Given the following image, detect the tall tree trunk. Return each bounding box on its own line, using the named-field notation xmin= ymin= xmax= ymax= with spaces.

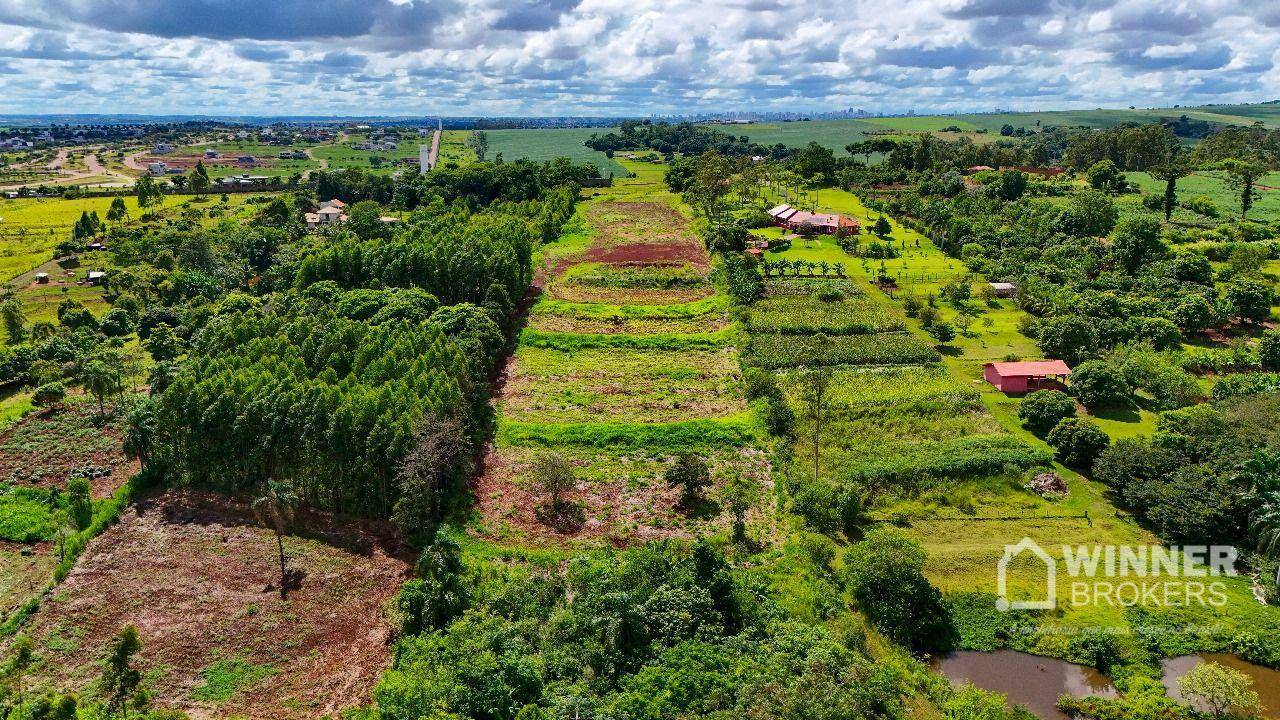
xmin=276 ymin=531 xmax=286 ymax=589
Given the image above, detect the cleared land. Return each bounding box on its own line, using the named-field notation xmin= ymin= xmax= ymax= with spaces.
xmin=20 ymin=490 xmax=410 ymax=720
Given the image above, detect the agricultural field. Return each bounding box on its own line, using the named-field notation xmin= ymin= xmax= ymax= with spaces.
xmin=722 ymin=119 xmax=886 ymax=155
xmin=741 ymin=189 xmax=1280 ymax=662
xmin=484 ymin=127 xmax=628 ymax=175
xmin=474 ymin=160 xmax=770 ymax=547
xmin=1125 ymin=170 xmax=1280 ymax=226
xmin=0 ymin=397 xmax=139 ymax=627
xmin=18 ymin=490 xmax=411 ymax=720
xmin=0 ymin=194 xmax=190 ymax=281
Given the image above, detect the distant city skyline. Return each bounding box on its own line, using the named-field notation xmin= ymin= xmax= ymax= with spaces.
xmin=0 ymin=0 xmax=1276 ymax=116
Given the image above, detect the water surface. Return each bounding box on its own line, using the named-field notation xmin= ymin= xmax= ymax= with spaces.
xmin=1161 ymin=654 xmax=1280 ymax=719
xmin=932 ymin=649 xmax=1117 ymax=720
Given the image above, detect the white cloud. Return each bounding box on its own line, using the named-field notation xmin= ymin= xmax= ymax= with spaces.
xmin=0 ymin=0 xmax=1272 ymax=115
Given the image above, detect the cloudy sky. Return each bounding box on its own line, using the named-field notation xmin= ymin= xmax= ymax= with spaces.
xmin=0 ymin=0 xmax=1276 ymax=117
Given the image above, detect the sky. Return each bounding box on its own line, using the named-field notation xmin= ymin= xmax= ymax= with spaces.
xmin=0 ymin=0 xmax=1276 ymax=117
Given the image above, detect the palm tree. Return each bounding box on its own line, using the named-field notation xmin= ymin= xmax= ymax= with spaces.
xmin=1236 ymin=451 xmax=1280 ymax=583
xmin=252 ymin=479 xmax=299 ymax=593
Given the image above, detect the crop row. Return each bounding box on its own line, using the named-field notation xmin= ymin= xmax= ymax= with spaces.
xmin=784 ymin=366 xmax=980 ymax=409
xmin=496 ymin=414 xmax=758 ymax=449
xmin=519 ymin=327 xmax=733 ymax=352
xmin=763 ymin=277 xmax=862 ymax=297
xmin=834 ymin=435 xmax=1051 ymax=487
xmin=747 ymin=296 xmax=904 ymax=335
xmin=532 ymin=295 xmax=728 ymax=320
xmin=560 ymin=261 xmax=706 ymax=289
xmin=747 ymin=331 xmax=939 ymax=369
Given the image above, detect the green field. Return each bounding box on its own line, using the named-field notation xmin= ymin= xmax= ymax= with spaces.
xmin=484 ymin=127 xmax=628 ymax=175
xmin=1126 ymin=170 xmax=1280 ymax=225
xmin=705 ymin=102 xmax=1280 ymax=156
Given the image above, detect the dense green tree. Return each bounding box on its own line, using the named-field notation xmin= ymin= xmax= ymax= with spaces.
xmin=107 ymin=196 xmax=130 ymax=222
xmin=1046 ymin=417 xmax=1110 ymax=470
xmin=189 ymin=161 xmax=210 ymax=195
xmin=134 ymin=175 xmax=164 ymax=210
xmin=844 ymin=528 xmax=948 ymax=651
xmin=1224 ymin=277 xmax=1273 ymax=322
xmin=1086 ymin=159 xmax=1127 ymax=193
xmin=1178 ymin=661 xmax=1261 ymax=718
xmin=1070 ymin=360 xmax=1131 ymax=410
xmin=1018 ymin=389 xmax=1078 ymax=434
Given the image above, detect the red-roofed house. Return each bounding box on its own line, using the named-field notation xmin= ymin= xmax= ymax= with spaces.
xmin=983 ymin=360 xmax=1072 ymax=393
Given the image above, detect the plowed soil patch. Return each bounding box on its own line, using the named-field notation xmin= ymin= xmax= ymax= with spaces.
xmin=19 ymin=490 xmax=411 ymax=720
xmin=583 ymin=242 xmax=707 ymax=267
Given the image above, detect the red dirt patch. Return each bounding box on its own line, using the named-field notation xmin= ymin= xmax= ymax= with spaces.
xmin=19 ymin=490 xmax=411 ymax=720
xmin=539 ymin=202 xmax=708 ymax=285
xmin=470 ymin=447 xmax=774 ymax=548
xmin=583 ymin=242 xmax=708 ymax=267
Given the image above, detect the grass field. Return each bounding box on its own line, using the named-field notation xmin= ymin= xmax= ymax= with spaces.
xmin=484 ymin=127 xmax=628 ymax=175
xmin=1126 ymin=170 xmax=1280 ymax=225
xmin=0 ymin=194 xmax=193 ymax=281
xmin=436 ymin=130 xmax=476 ymax=167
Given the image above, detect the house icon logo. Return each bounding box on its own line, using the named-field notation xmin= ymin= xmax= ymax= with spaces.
xmin=996 ymin=537 xmax=1056 ymax=612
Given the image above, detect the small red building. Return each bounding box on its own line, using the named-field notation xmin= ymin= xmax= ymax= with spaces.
xmin=983 ymin=360 xmax=1071 ymax=393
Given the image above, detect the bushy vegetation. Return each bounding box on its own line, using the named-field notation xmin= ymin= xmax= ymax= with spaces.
xmin=376 ymin=541 xmax=920 ymax=720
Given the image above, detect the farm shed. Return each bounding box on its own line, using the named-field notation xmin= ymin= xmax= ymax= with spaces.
xmin=86 ymin=271 xmax=106 ymax=286
xmin=34 ymin=272 xmax=49 ymax=284
xmin=988 ymin=281 xmax=1017 ymax=298
xmin=983 ymin=360 xmax=1071 ymax=393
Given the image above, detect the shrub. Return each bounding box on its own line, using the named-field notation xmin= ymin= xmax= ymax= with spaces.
xmin=32 ymin=382 xmax=66 ymax=408
xmin=1018 ymin=390 xmax=1077 ymax=434
xmin=1046 ymin=418 xmax=1110 ymax=470
xmin=1259 ymin=329 xmax=1280 ymax=371
xmin=1070 ymin=360 xmax=1130 ymax=410
xmin=844 ymin=528 xmax=949 ymax=651
xmin=1185 ymin=194 xmax=1219 ymax=218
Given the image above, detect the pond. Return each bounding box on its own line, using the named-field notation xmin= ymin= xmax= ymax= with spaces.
xmin=931 ymin=649 xmax=1117 ymax=720
xmin=1161 ymin=654 xmax=1280 ymax=719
